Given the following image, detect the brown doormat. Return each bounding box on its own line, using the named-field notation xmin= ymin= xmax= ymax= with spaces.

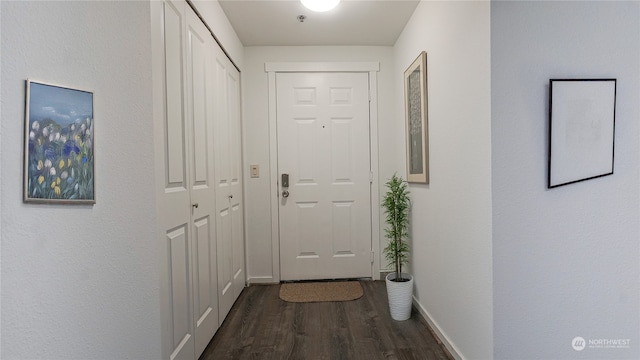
xmin=279 ymin=281 xmax=364 ymax=303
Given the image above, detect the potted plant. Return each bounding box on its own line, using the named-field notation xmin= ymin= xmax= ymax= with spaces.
xmin=382 ymin=174 xmax=413 ymax=321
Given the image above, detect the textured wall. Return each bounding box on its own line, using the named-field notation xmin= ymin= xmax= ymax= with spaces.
xmin=491 ymin=1 xmax=640 ymax=359
xmin=393 ymin=2 xmax=493 ymax=358
xmin=1 ymin=1 xmax=161 ymax=359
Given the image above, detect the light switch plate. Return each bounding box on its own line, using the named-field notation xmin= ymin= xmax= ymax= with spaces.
xmin=250 ymin=164 xmax=259 ymax=178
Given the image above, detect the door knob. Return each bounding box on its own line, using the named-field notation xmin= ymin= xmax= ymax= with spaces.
xmin=192 ymin=203 xmax=199 ymax=209
xmin=282 ymin=190 xmax=289 ymax=198
xmin=228 ymin=195 xmax=233 ymax=199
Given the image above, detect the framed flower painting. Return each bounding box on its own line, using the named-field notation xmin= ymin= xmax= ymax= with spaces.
xmin=24 ymin=80 xmax=95 ymax=204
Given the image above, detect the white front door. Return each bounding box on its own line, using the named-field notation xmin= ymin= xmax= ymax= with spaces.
xmin=276 ymin=72 xmax=372 ymax=281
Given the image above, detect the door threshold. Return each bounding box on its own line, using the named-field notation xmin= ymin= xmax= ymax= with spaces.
xmin=280 ymin=277 xmax=373 ymax=284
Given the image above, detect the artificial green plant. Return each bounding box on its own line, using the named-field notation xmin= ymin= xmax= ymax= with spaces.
xmin=382 ymin=174 xmax=411 ymax=282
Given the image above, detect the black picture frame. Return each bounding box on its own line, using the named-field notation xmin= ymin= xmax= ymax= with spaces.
xmin=548 ymin=78 xmax=616 ymax=189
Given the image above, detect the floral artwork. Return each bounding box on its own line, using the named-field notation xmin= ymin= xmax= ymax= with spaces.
xmin=24 ymin=80 xmax=95 ymax=204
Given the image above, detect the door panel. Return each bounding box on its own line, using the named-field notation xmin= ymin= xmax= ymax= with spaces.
xmin=277 ymin=72 xmax=372 ymax=281
xmin=185 ymin=6 xmax=218 ymax=358
xmin=164 ymin=1 xmax=187 ymax=188
xmin=332 ymin=201 xmax=355 ymax=255
xmin=227 ymin=69 xmax=245 ymax=300
xmin=214 ymin=43 xmax=244 ymax=323
xmin=231 ymin=202 xmax=244 ymax=299
xmin=214 ymin=52 xmax=234 ymax=322
xmin=167 ymin=225 xmax=193 ymax=360
xmin=159 ymin=1 xmax=195 ymax=360
xmin=193 ymin=216 xmax=213 ymax=324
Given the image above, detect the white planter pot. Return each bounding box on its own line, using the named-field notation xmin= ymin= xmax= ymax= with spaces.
xmin=385 ymin=272 xmax=414 ymax=321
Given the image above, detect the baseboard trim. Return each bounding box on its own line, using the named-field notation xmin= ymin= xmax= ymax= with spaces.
xmin=413 ymin=296 xmax=464 ymax=360
xmin=247 ymin=276 xmax=278 ymax=285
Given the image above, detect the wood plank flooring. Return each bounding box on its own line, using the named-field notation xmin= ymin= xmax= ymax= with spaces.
xmin=200 ymin=281 xmax=452 ymax=360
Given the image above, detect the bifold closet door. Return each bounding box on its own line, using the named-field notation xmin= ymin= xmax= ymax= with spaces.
xmin=185 ymin=6 xmax=219 ymax=358
xmin=157 ymin=1 xmax=196 ymax=359
xmin=213 ymin=43 xmax=245 ymax=324
xmin=156 ymin=1 xmax=220 ymax=359
xmin=154 ymin=1 xmax=196 ymax=360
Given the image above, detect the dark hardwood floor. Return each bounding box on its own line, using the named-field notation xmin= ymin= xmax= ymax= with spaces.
xmin=200 ymin=281 xmax=452 ymax=360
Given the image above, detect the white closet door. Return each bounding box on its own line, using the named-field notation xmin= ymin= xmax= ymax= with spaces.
xmin=214 ymin=43 xmax=244 ymax=323
xmin=185 ymin=7 xmax=219 ymax=358
xmin=156 ymin=1 xmax=195 ymax=359
xmin=227 ymin=68 xmax=245 ymax=300
xmin=155 ymin=0 xmax=244 ymax=357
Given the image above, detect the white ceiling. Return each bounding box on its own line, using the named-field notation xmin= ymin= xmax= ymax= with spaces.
xmin=218 ymin=0 xmax=420 ymax=46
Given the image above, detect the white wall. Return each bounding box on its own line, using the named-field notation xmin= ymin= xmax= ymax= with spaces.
xmin=242 ymin=46 xmax=396 ymax=282
xmin=0 ymin=1 xmax=3 ymax=350
xmin=393 ymin=2 xmax=493 ymax=359
xmin=491 ymin=1 xmax=640 ymax=359
xmin=1 ymin=1 xmax=161 ymax=359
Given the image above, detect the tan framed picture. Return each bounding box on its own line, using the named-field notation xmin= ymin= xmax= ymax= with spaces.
xmin=404 ymin=51 xmax=428 ymax=184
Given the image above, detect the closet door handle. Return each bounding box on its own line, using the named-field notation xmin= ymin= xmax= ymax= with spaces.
xmin=228 ymin=195 xmax=233 ymax=199
xmin=192 ymin=203 xmax=199 ymax=209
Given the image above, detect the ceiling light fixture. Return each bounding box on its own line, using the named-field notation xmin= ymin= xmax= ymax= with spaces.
xmin=300 ymin=0 xmax=340 ymax=12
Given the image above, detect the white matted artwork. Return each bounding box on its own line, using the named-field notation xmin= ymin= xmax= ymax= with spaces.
xmin=404 ymin=51 xmax=428 ymax=184
xmin=548 ymin=79 xmax=616 ymax=188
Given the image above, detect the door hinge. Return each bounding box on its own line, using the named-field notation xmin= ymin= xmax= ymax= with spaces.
xmin=370 ymin=251 xmax=375 ymax=264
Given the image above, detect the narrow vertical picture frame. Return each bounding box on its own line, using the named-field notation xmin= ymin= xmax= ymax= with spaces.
xmin=404 ymin=51 xmax=429 ymax=184
xmin=24 ymin=79 xmax=95 ymax=204
xmin=548 ymin=79 xmax=616 ymax=189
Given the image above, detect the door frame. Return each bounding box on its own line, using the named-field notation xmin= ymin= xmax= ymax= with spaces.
xmin=265 ymin=62 xmax=381 ymax=282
